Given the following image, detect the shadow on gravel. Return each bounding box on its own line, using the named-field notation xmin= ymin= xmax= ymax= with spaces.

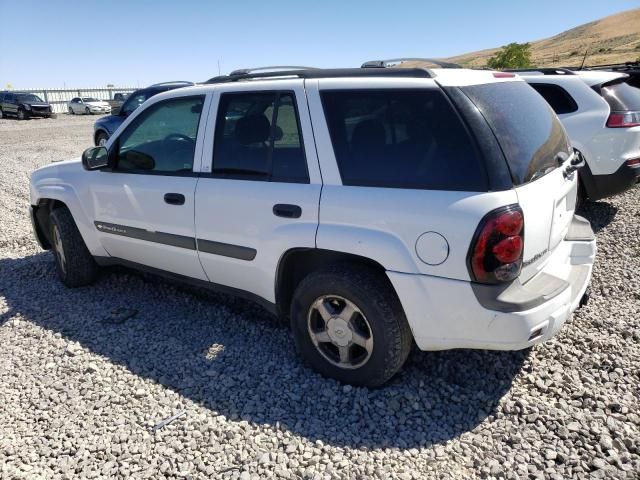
xmin=578 ymin=200 xmax=618 ymax=233
xmin=0 ymin=252 xmax=528 ymax=449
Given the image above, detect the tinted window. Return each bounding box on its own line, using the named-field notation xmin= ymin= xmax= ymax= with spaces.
xmin=122 ymin=92 xmax=148 ymax=116
xmin=321 ymin=89 xmax=486 ymax=191
xmin=212 ymin=92 xmax=308 ymax=183
xmin=461 ymin=82 xmax=570 ymax=185
xmin=599 ymin=80 xmax=640 ymax=111
xmin=530 ymin=83 xmax=578 ymax=114
xmin=116 ymin=96 xmax=204 ymax=173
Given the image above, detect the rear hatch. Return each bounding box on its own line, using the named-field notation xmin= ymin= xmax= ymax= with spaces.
xmin=459 ymin=80 xmax=576 ymax=282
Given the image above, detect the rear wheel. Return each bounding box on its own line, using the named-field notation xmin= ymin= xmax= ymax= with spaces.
xmin=290 ymin=264 xmax=412 ymax=387
xmin=0 ymin=108 xmax=4 ymax=119
xmin=49 ymin=207 xmax=98 ymax=287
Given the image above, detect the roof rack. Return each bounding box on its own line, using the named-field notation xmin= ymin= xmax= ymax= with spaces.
xmin=361 ymin=57 xmax=461 ymax=69
xmin=204 ymin=67 xmax=433 ymax=84
xmin=582 ymin=61 xmax=640 ymax=71
xmin=228 ymin=66 xmax=318 ymax=76
xmin=503 ymin=68 xmax=575 ymax=75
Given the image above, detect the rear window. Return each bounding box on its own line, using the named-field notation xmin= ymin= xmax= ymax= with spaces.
xmin=321 ymin=89 xmax=486 ymax=191
xmin=461 ymin=82 xmax=570 ymax=186
xmin=599 ymin=80 xmax=640 ymax=112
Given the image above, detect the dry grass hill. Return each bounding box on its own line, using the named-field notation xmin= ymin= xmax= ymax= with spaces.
xmin=406 ymin=8 xmax=640 ymax=69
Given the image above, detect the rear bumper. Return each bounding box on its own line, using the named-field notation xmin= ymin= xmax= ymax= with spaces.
xmin=388 ymin=215 xmax=596 ymax=351
xmin=580 ymin=160 xmax=639 ymax=201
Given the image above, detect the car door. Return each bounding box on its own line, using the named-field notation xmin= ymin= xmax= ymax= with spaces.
xmin=87 ymin=93 xmax=211 ymax=280
xmin=69 ymin=98 xmax=78 ymax=113
xmin=6 ymin=93 xmax=18 ymax=114
xmin=195 ymin=80 xmax=322 ymax=303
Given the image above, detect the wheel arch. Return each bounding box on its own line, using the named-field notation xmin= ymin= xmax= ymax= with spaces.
xmin=274 ymin=248 xmax=398 ymax=319
xmin=94 ymin=128 xmax=109 ymax=146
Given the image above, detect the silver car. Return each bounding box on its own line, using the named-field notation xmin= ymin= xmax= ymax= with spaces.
xmin=68 ymin=97 xmax=111 ymax=115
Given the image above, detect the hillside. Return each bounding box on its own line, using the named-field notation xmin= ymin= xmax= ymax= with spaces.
xmin=408 ymin=8 xmax=640 ymax=69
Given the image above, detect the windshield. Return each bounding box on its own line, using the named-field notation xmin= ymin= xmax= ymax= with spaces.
xmin=82 ymin=97 xmax=100 ymax=102
xmin=17 ymin=94 xmax=44 ymax=103
xmin=461 ymin=81 xmax=571 ymax=185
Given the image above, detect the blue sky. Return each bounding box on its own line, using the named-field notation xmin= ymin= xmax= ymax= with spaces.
xmin=0 ymin=0 xmax=637 ymax=88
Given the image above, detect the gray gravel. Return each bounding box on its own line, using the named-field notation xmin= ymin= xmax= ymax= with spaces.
xmin=1 ymin=115 xmax=639 ymax=479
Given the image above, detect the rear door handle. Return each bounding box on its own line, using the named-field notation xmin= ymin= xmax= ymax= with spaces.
xmin=273 ymin=204 xmax=302 ymax=218
xmin=164 ymin=193 xmax=185 ymax=205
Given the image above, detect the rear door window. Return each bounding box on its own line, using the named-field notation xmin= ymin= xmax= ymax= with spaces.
xmin=212 ymin=91 xmax=309 ymax=183
xmin=529 ymin=83 xmax=578 ymax=114
xmin=461 ymin=81 xmax=571 ymax=186
xmin=320 ymin=89 xmax=486 ymax=191
xmin=599 ymin=80 xmax=640 ymax=111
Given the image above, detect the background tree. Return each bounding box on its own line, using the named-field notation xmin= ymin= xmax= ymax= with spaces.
xmin=487 ymin=42 xmax=532 ymax=69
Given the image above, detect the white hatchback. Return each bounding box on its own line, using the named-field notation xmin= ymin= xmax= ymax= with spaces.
xmin=515 ymin=68 xmax=640 ymax=201
xmin=30 ymin=64 xmax=596 ymax=386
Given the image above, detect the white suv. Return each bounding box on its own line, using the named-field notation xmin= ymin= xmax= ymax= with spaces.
xmin=29 ymin=65 xmax=596 ymax=387
xmin=514 ymin=68 xmax=640 ymax=201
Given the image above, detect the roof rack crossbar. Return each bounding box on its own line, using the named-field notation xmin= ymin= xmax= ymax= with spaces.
xmin=229 ymin=65 xmax=319 ymax=76
xmin=503 ymin=68 xmax=575 ymax=75
xmin=204 ymin=68 xmax=433 ymax=84
xmin=361 ymin=57 xmax=461 ymax=69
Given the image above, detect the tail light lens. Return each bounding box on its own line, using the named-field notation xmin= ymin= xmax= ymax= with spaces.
xmin=606 ymin=111 xmax=640 ymax=128
xmin=468 ymin=205 xmax=524 ymax=284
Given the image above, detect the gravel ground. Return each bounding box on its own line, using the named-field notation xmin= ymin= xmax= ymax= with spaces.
xmin=0 ymin=115 xmax=639 ymax=479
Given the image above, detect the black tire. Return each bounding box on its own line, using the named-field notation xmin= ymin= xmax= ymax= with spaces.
xmin=17 ymin=108 xmax=29 ymax=120
xmin=576 ymin=177 xmax=588 ymax=211
xmin=69 ymin=106 xmax=74 ymax=115
xmin=290 ymin=264 xmax=412 ymax=387
xmin=95 ymin=131 xmax=109 ymax=146
xmin=85 ymin=107 xmax=91 ymax=115
xmin=49 ymin=207 xmax=98 ymax=287
xmin=0 ymin=108 xmax=4 ymax=119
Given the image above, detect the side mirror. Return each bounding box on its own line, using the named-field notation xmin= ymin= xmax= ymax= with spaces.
xmin=111 ymin=105 xmax=121 ymax=115
xmin=81 ymin=146 xmax=109 ymax=170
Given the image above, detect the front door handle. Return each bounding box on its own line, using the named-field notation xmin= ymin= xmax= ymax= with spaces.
xmin=273 ymin=204 xmax=302 ymax=218
xmin=164 ymin=193 xmax=185 ymax=205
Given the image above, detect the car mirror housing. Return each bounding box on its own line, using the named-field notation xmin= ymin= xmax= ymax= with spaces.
xmin=111 ymin=105 xmax=121 ymax=115
xmin=81 ymin=146 xmax=109 ymax=170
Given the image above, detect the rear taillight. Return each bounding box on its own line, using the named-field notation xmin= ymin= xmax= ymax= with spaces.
xmin=627 ymin=158 xmax=640 ymax=168
xmin=468 ymin=205 xmax=524 ymax=284
xmin=606 ymin=111 xmax=640 ymax=128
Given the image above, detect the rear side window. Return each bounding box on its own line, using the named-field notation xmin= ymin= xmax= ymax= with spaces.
xmin=599 ymin=80 xmax=640 ymax=111
xmin=461 ymin=82 xmax=570 ymax=186
xmin=530 ymin=83 xmax=578 ymax=114
xmin=212 ymin=91 xmax=308 ymax=183
xmin=321 ymin=90 xmax=486 ymax=191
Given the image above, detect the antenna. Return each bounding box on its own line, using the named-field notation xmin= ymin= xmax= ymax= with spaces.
xmin=579 ymin=48 xmax=589 ymax=70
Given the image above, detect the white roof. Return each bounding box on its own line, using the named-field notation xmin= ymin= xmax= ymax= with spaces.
xmin=573 ymin=70 xmax=628 ymax=87
xmin=429 ymin=68 xmax=522 ymax=86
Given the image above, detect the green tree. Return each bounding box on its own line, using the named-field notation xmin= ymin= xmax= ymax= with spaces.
xmin=487 ymin=42 xmax=532 ymax=69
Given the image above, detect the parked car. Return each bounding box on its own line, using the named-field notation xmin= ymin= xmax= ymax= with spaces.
xmin=29 ymin=65 xmax=595 ymax=387
xmin=582 ymin=61 xmax=640 ymax=89
xmin=0 ymin=91 xmax=53 ymax=120
xmin=93 ymin=81 xmax=193 ymax=146
xmin=513 ymin=68 xmax=640 ymax=202
xmin=68 ymin=97 xmax=111 ymax=115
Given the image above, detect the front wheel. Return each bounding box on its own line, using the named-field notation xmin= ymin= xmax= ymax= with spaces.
xmin=17 ymin=108 xmax=28 ymax=120
xmin=68 ymin=106 xmax=74 ymax=115
xmin=85 ymin=107 xmax=91 ymax=115
xmin=290 ymin=264 xmax=412 ymax=387
xmin=49 ymin=207 xmax=98 ymax=287
xmin=95 ymin=131 xmax=109 ymax=146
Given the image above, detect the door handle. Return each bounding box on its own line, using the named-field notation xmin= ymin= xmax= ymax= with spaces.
xmin=164 ymin=193 xmax=185 ymax=205
xmin=273 ymin=204 xmax=302 ymax=218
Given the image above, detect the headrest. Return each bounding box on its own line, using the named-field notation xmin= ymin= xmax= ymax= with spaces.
xmin=235 ymin=114 xmax=271 ymax=145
